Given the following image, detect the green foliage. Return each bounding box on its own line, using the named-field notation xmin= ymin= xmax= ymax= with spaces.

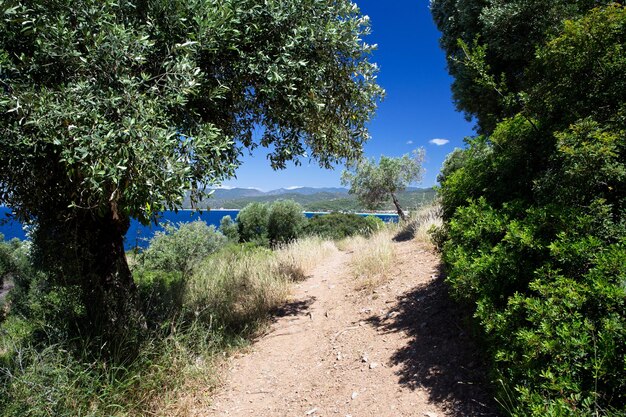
xmin=267 ymin=200 xmax=306 ymax=246
xmin=141 ymin=220 xmax=226 ymax=279
xmin=303 ymin=212 xmax=376 ymax=240
xmin=134 ymin=269 xmax=185 ymax=330
xmin=0 ymin=0 xmax=383 ymax=224
xmin=342 ymin=150 xmax=425 ymax=219
xmin=219 ymin=215 xmax=239 ymax=242
xmin=0 ymin=230 xmax=303 ymax=416
xmin=430 ymin=0 xmax=613 ymax=134
xmin=236 ymin=202 xmax=270 ymax=245
xmin=363 ymin=215 xmax=385 ymax=233
xmin=0 ymin=0 xmax=383 ymax=347
xmin=0 ymin=234 xmax=29 ymax=291
xmin=435 ymin=4 xmax=626 ymax=415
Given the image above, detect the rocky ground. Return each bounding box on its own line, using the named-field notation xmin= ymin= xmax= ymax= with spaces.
xmin=200 ymin=238 xmax=499 ymax=417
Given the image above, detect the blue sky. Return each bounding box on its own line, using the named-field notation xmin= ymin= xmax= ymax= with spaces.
xmin=222 ymin=0 xmax=475 ymax=191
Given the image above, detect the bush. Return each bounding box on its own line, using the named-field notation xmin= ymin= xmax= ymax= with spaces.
xmin=303 ymin=212 xmax=375 ymax=240
xmin=141 ymin=221 xmax=226 ymax=279
xmin=219 ymin=215 xmax=239 ymax=242
xmin=134 ymin=269 xmax=185 ymax=330
xmin=267 ymin=200 xmax=306 ymax=246
xmin=363 ymin=215 xmax=384 ymax=232
xmin=236 ymin=202 xmax=270 ymax=245
xmin=0 ymin=235 xmax=30 ymax=293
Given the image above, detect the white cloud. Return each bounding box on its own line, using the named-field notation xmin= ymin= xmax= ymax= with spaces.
xmin=406 ymin=140 xmax=414 ymax=145
xmin=286 ymin=186 xmax=303 ymax=190
xmin=429 ymin=138 xmax=450 ymax=146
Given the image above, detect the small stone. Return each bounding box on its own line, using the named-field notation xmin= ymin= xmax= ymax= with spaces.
xmin=369 ymin=362 xmax=378 ymax=369
xmin=305 ymin=407 xmax=318 ymax=415
xmin=361 ymin=354 xmax=368 ymax=363
xmin=386 ymin=311 xmax=400 ymax=319
xmin=336 ymin=352 xmax=343 ymax=361
xmin=351 ymin=392 xmax=359 ymax=400
xmin=424 ymin=412 xmax=438 ymax=417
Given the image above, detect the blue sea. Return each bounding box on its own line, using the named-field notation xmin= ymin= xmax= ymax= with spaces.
xmin=0 ymin=206 xmax=398 ymax=249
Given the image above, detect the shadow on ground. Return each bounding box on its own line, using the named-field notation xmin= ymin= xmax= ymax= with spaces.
xmin=366 ymin=265 xmax=501 ymax=416
xmin=272 ymin=296 xmax=316 ymax=319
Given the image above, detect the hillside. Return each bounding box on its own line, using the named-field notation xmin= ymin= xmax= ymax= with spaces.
xmin=185 ymin=187 xmax=436 ymax=212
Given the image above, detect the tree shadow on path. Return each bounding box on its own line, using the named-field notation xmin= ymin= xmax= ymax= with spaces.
xmin=272 ymin=296 xmax=316 ymax=319
xmin=366 ymin=266 xmax=501 ymax=416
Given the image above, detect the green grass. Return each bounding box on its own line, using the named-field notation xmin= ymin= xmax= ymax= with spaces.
xmin=0 ymin=236 xmax=337 ymax=416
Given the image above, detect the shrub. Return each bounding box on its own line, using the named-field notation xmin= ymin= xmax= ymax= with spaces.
xmin=141 ymin=221 xmax=226 ymax=279
xmin=236 ymin=203 xmax=270 ymax=245
xmin=0 ymin=235 xmax=30 ymax=293
xmin=267 ymin=200 xmax=306 ymax=246
xmin=363 ymin=215 xmax=384 ymax=232
xmin=219 ymin=215 xmax=239 ymax=242
xmin=435 ymin=7 xmax=626 ymax=414
xmin=303 ymin=212 xmax=375 ymax=240
xmin=134 ymin=269 xmax=185 ymax=330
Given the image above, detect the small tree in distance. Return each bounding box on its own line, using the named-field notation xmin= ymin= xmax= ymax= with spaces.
xmin=341 ymin=149 xmax=425 ymax=221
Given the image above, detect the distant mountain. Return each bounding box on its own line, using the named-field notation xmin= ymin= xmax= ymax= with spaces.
xmin=266 ymin=187 xmax=349 ymax=196
xmin=186 ymin=186 xmax=436 ymax=212
xmin=209 ymin=188 xmax=265 ymax=199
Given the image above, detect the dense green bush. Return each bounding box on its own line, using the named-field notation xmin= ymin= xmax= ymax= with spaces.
xmin=0 ymin=234 xmax=26 ymax=291
xmin=219 ymin=215 xmax=239 ymax=242
xmin=267 ymin=200 xmax=306 ymax=246
xmin=134 ymin=269 xmax=185 ymax=330
xmin=436 ymin=5 xmax=626 ymax=415
xmin=141 ymin=221 xmax=226 ymax=279
xmin=236 ymin=202 xmax=270 ymax=245
xmin=363 ymin=215 xmax=385 ymax=233
xmin=303 ymin=212 xmax=378 ymax=240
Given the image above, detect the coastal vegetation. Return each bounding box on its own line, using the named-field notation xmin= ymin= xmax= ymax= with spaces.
xmin=431 ymin=1 xmax=625 ymax=414
xmin=0 ymin=207 xmax=379 ymax=416
xmin=0 ymin=0 xmax=382 ymax=354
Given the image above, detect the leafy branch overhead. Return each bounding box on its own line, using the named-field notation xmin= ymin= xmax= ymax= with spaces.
xmin=0 ymin=0 xmax=384 ymax=225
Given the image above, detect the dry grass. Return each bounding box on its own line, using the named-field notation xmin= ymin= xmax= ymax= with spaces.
xmin=393 ymin=204 xmax=443 ymax=245
xmin=343 ymin=227 xmax=397 ymax=291
xmin=185 ymin=246 xmax=291 ymax=327
xmin=275 ymin=236 xmax=338 ymax=280
xmin=164 ymin=237 xmax=338 ymax=415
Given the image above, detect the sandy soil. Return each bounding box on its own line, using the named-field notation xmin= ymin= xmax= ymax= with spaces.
xmin=203 ymin=239 xmax=500 ymax=417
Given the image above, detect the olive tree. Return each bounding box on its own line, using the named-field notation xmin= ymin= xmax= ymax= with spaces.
xmin=341 ymin=150 xmax=425 ymax=221
xmin=0 ymin=0 xmax=383 ymax=345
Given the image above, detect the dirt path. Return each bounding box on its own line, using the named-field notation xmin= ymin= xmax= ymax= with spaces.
xmin=205 ymin=240 xmax=499 ymax=417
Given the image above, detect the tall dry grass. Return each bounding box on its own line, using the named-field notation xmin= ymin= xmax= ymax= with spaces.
xmin=275 ymin=236 xmax=338 ymax=279
xmin=185 ymin=245 xmax=289 ymax=328
xmin=185 ymin=237 xmax=337 ymax=328
xmin=340 ymin=227 xmax=397 ymax=291
xmin=392 ymin=204 xmax=443 ymax=245
xmin=410 ymin=204 xmax=443 ymax=243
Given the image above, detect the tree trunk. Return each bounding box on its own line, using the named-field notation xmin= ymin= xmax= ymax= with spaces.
xmin=391 ymin=193 xmax=407 ymax=221
xmin=32 ymin=206 xmax=143 ymax=357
